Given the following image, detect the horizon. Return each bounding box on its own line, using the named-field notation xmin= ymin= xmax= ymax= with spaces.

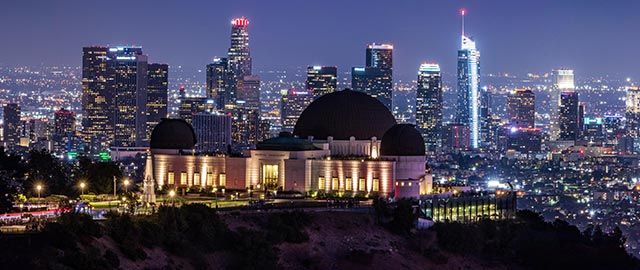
xmin=2 ymin=0 xmax=640 ymax=81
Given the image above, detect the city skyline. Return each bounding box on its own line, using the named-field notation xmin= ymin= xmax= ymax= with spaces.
xmin=2 ymin=0 xmax=640 ymax=81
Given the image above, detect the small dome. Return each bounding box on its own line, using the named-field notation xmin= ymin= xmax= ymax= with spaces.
xmin=150 ymin=118 xmax=197 ymax=149
xmin=380 ymin=124 xmax=425 ymax=156
xmin=256 ymin=132 xmax=319 ymax=151
xmin=293 ymin=89 xmax=397 ymax=140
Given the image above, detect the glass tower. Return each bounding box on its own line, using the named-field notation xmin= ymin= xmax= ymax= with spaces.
xmin=416 ymin=63 xmax=443 ymax=152
xmin=306 ymin=66 xmax=337 ymax=100
xmin=352 ymin=43 xmax=393 ymax=110
xmin=456 ymin=34 xmax=481 ymax=149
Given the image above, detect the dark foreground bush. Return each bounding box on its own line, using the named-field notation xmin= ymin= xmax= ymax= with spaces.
xmin=432 ymin=210 xmax=639 ymax=270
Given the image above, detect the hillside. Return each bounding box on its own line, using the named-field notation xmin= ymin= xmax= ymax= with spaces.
xmin=0 ymin=204 xmax=636 ymax=270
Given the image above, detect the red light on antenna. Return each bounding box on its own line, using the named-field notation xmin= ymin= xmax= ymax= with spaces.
xmin=460 ymin=9 xmax=466 ymax=16
xmin=231 ymin=16 xmax=249 ymax=27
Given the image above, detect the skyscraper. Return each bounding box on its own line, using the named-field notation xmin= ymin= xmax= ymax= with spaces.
xmin=281 ymin=89 xmax=313 ymax=132
xmin=2 ymin=103 xmax=21 ymax=151
xmin=110 ymin=47 xmax=148 ymax=147
xmin=559 ymin=91 xmax=579 ymax=141
xmin=306 ymin=66 xmax=337 ymax=99
xmin=81 ymin=47 xmax=112 ymax=146
xmin=178 ymin=97 xmax=216 ymax=124
xmin=228 ymin=17 xmax=252 ymax=99
xmin=53 ymin=108 xmax=76 ymax=154
xmin=193 ymin=112 xmax=232 ymax=153
xmin=626 ymin=86 xmax=640 ymax=138
xmin=550 ymin=69 xmax=575 ymax=140
xmin=507 ymin=89 xmax=535 ymax=128
xmin=206 ymin=57 xmax=232 ymax=109
xmin=146 ymin=63 xmax=169 ymax=140
xmin=415 ymin=63 xmax=442 ymax=152
xmin=82 ymin=46 xmax=150 ymax=148
xmin=352 ymin=43 xmax=393 ymax=110
xmin=456 ymin=10 xmax=482 ymax=149
xmin=237 ymin=75 xmax=261 ymax=109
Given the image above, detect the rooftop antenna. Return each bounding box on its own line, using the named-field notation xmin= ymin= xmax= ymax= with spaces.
xmin=460 ymin=8 xmax=466 ymax=37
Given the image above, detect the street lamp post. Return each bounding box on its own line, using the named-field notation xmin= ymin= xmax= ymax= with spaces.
xmin=169 ymin=190 xmax=176 ymax=206
xmin=79 ymin=182 xmax=86 ymax=196
xmin=123 ymin=179 xmax=130 ymax=194
xmin=36 ymin=184 xmax=42 ymax=199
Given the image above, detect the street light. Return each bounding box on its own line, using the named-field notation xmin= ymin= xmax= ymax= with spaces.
xmin=36 ymin=184 xmax=42 ymax=198
xmin=169 ymin=190 xmax=176 ymax=206
xmin=123 ymin=179 xmax=130 ymax=193
xmin=79 ymin=182 xmax=86 ymax=195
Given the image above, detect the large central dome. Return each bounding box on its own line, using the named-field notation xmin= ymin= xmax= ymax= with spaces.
xmin=293 ymin=89 xmax=397 ymax=140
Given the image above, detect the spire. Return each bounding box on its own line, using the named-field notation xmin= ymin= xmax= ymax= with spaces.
xmin=460 ymin=8 xmax=466 ymax=37
xmin=142 ymin=153 xmax=156 ymax=204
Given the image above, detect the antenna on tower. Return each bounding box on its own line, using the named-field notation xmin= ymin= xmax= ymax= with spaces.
xmin=460 ymin=8 xmax=466 ymax=37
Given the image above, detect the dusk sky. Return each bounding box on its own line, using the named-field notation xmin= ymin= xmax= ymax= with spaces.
xmin=2 ymin=0 xmax=639 ymax=80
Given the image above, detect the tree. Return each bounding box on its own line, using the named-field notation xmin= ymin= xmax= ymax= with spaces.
xmin=26 ymin=149 xmax=70 ymax=196
xmin=74 ymin=157 xmax=122 ymax=194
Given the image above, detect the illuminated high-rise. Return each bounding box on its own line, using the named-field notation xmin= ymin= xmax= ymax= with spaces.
xmin=416 ymin=63 xmax=442 ymax=152
xmin=550 ymin=69 xmax=575 ymax=140
xmin=146 ymin=63 xmax=168 ymax=140
xmin=626 ymin=86 xmax=640 ymax=138
xmin=281 ymin=88 xmax=313 ymax=132
xmin=306 ymin=66 xmax=337 ymax=99
xmin=507 ymin=89 xmax=535 ymax=128
xmin=352 ymin=43 xmax=393 ymax=110
xmin=237 ymin=75 xmax=261 ymax=108
xmin=456 ymin=10 xmax=482 ymax=149
xmin=2 ymin=103 xmax=21 ymax=151
xmin=559 ymin=91 xmax=579 ymax=141
xmin=82 ymin=46 xmax=168 ymax=148
xmin=206 ymin=57 xmax=232 ymax=108
xmin=109 ymin=47 xmax=148 ymax=147
xmin=228 ymin=17 xmax=252 ymax=99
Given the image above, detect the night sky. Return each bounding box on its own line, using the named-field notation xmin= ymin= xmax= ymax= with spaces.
xmin=1 ymin=0 xmax=639 ymax=80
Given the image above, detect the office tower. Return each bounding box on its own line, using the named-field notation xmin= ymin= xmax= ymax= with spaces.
xmin=582 ymin=117 xmax=605 ymax=143
xmin=456 ymin=11 xmax=482 ymax=149
xmin=228 ymin=17 xmax=252 ymax=99
xmin=206 ymin=57 xmax=232 ymax=108
xmin=626 ymin=86 xmax=640 ymax=138
xmin=228 ymin=102 xmax=261 ymax=153
xmin=550 ymin=69 xmax=575 ymax=140
xmin=81 ymin=47 xmax=112 ymax=146
xmin=237 ymin=75 xmax=261 ymax=108
xmin=53 ymin=108 xmax=76 ymax=154
xmin=506 ymin=127 xmax=542 ymax=153
xmin=415 ymin=63 xmax=442 ymax=152
xmin=559 ymin=91 xmax=579 ymax=141
xmin=306 ymin=66 xmax=337 ymax=99
xmin=82 ymin=46 xmax=149 ymax=148
xmin=147 ymin=63 xmax=169 ymax=140
xmin=2 ymin=103 xmax=21 ymax=150
xmin=178 ymin=97 xmax=216 ymax=124
xmin=443 ymin=123 xmax=470 ymax=150
xmin=507 ymin=89 xmax=535 ymax=128
xmin=604 ymin=114 xmax=624 ymax=142
xmin=193 ymin=112 xmax=232 ymax=153
xmin=578 ymin=102 xmax=585 ymax=137
xmin=351 ymin=44 xmax=393 ymax=110
xmin=281 ymin=88 xmax=313 ymax=132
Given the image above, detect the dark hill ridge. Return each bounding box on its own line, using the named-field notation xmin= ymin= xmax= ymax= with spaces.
xmin=0 ymin=206 xmax=636 ymax=270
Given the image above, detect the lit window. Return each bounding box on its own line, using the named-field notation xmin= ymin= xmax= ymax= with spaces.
xmin=359 ymin=178 xmax=366 ymax=191
xmin=194 ymin=173 xmax=200 ymax=185
xmin=408 ymin=182 xmax=412 ymax=187
xmin=373 ymin=179 xmax=380 ymax=191
xmin=345 ymin=178 xmax=352 ymax=191
xmin=167 ymin=172 xmax=175 ymax=185
xmin=180 ymin=172 xmax=187 ymax=185
xmin=219 ymin=174 xmax=226 ymax=187
xmin=332 ymin=178 xmax=339 ymax=191
xmin=318 ymin=177 xmax=326 ymax=190
xmin=207 ymin=173 xmax=214 ymax=186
